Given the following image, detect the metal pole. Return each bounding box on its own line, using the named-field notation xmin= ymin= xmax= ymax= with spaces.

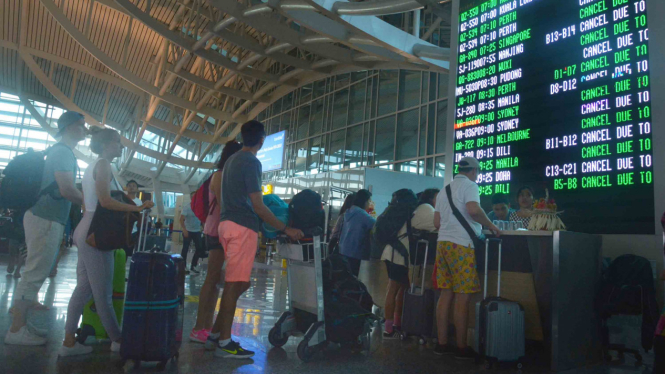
xmin=413 ymin=9 xmax=421 ymax=38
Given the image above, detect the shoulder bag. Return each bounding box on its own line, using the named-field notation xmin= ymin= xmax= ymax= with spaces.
xmin=445 ymin=184 xmax=486 ymax=249
xmin=86 ymin=177 xmax=140 ymax=251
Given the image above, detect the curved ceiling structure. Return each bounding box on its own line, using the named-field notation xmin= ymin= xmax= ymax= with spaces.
xmin=0 ymin=0 xmax=451 ymax=187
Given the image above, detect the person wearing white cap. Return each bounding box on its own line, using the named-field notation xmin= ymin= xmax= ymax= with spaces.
xmin=432 ymin=156 xmax=501 ymax=359
xmin=5 ymin=111 xmax=87 ymax=346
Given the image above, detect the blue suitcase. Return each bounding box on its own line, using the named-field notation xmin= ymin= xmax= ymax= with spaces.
xmin=475 ymin=238 xmax=525 ymax=370
xmin=121 ymin=211 xmax=185 ymax=369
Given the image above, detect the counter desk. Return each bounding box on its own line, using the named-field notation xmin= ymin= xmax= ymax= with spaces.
xmin=479 ymin=230 xmax=603 ymax=372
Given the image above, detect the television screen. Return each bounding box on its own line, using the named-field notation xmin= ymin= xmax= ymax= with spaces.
xmin=257 ymin=130 xmax=286 ymax=172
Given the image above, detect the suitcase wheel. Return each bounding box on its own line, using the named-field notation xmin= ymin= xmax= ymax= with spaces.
xmin=268 ymin=326 xmax=289 ymax=347
xmin=418 ymin=337 xmax=426 ymax=345
xmin=297 ymin=339 xmax=315 ymax=362
xmin=399 ymin=331 xmax=408 ymax=341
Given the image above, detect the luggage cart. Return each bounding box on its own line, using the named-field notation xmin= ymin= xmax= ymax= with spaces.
xmin=268 ymin=231 xmax=327 ymax=361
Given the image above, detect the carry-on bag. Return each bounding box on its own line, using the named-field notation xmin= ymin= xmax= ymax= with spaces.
xmin=400 ymin=239 xmax=436 ymax=344
xmin=77 ymin=248 xmax=126 ymax=343
xmin=120 ymin=210 xmax=185 ymax=370
xmin=474 ymin=238 xmax=525 ymax=370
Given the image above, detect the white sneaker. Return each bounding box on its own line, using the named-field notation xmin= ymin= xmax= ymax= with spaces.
xmin=27 ymin=323 xmax=48 ymax=337
xmin=58 ymin=342 xmax=93 ymax=357
xmin=111 ymin=341 xmax=121 ymax=353
xmin=4 ymin=326 xmax=47 ymax=346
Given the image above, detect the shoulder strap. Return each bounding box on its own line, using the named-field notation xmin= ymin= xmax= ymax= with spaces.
xmin=445 ymin=184 xmax=479 ymax=244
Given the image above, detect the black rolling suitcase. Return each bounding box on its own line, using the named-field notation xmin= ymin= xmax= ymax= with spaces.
xmin=399 ymin=239 xmax=436 ymax=344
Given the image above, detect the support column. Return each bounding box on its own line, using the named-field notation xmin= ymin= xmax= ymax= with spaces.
xmin=413 ymin=9 xmax=421 ymax=38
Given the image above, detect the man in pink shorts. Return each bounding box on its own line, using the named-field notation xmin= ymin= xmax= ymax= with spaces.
xmin=206 ymin=120 xmax=303 ymax=359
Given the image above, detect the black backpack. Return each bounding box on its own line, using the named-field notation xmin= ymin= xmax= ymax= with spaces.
xmin=0 ymin=145 xmax=67 ymax=211
xmin=288 ymin=189 xmax=325 ymax=232
xmin=370 ymin=189 xmax=419 ymax=261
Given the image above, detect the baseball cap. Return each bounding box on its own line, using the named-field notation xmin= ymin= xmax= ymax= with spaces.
xmin=459 ymin=156 xmax=480 ymax=170
xmin=56 ymin=111 xmax=86 ymax=136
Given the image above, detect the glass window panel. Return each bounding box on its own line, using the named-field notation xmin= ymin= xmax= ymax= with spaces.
xmin=436 ymin=101 xmax=447 ymax=154
xmin=310 ymin=98 xmax=324 ymax=137
xmin=326 ymin=130 xmax=345 ymax=171
xmin=297 ymin=104 xmax=310 ymax=140
xmin=313 ymin=80 xmax=326 ymax=98
xmin=398 ymin=70 xmax=420 ymax=110
xmin=422 ymin=72 xmax=430 ymax=103
xmin=426 ymin=157 xmax=433 ymax=177
xmin=419 ymin=106 xmax=427 ymax=157
xmin=280 ymin=112 xmax=291 ymax=134
xmin=429 ymin=73 xmax=438 ymax=101
xmin=272 ymin=97 xmax=282 ymax=114
xmin=378 ymin=70 xmax=398 ymax=116
xmin=375 ymin=115 xmax=395 ymax=164
xmin=294 ymin=140 xmax=308 ymax=176
xmin=300 ymin=84 xmax=313 ymax=105
xmin=435 ymin=156 xmax=446 ymax=177
xmin=282 ymin=92 xmax=294 ymax=111
xmin=348 ymin=82 xmax=365 ymax=125
xmin=427 ymin=104 xmax=436 ymax=155
xmin=371 ymin=76 xmax=379 ymax=118
xmin=344 ymin=124 xmax=364 ymax=169
xmin=365 ymin=77 xmax=373 ymax=121
xmin=332 ymin=89 xmax=348 ymax=130
xmin=396 ymin=108 xmax=419 ymax=161
xmin=271 ymin=114 xmax=281 ymax=133
xmin=351 ymin=71 xmax=367 ymax=82
xmin=335 ymin=73 xmax=350 ymax=90
xmin=438 ymin=74 xmax=449 ymax=99
xmin=309 ymin=135 xmax=323 ymax=171
xmin=366 ymin=121 xmax=375 ymax=166
xmin=395 ymin=160 xmax=419 ymax=174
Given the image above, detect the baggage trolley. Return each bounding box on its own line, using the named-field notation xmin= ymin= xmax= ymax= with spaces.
xmin=268 ymin=229 xmax=328 ymax=361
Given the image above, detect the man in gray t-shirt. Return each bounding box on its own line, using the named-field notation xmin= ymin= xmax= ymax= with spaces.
xmin=207 ymin=121 xmax=303 ymax=359
xmin=6 ymin=111 xmax=86 ymax=346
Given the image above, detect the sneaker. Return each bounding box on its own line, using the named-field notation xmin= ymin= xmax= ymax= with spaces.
xmin=58 ymin=342 xmax=93 ymax=357
xmin=382 ymin=330 xmax=400 ymax=340
xmin=26 ymin=323 xmax=48 ymax=338
xmin=205 ymin=334 xmax=220 ymax=351
xmin=433 ymin=344 xmax=457 ymax=356
xmin=7 ymin=263 xmax=15 ymax=274
xmin=111 ymin=341 xmax=121 ymax=353
xmin=4 ymin=326 xmax=47 ymax=346
xmin=454 ymin=346 xmax=477 ymax=360
xmin=214 ymin=340 xmax=255 ymax=359
xmin=189 ymin=329 xmax=209 ymax=344
xmin=190 ymin=267 xmax=200 ymax=274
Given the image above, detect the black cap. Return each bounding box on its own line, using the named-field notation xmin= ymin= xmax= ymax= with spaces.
xmin=56 ymin=111 xmax=85 ymax=136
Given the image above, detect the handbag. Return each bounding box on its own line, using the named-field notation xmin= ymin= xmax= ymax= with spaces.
xmin=445 ymin=184 xmax=486 ymax=249
xmin=86 ymin=178 xmax=141 ymax=251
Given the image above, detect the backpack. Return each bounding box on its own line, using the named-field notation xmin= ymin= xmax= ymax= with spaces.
xmin=0 ymin=145 xmax=68 ymax=211
xmin=262 ymin=194 xmax=289 ymax=238
xmin=191 ymin=175 xmax=212 ymax=223
xmin=288 ymin=189 xmax=325 ymax=233
xmin=370 ymin=189 xmax=419 ymax=261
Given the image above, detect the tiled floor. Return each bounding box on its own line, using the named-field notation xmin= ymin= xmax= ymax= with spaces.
xmin=0 ymin=247 xmax=656 ymax=374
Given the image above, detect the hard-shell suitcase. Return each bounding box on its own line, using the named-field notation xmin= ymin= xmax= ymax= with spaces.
xmin=475 ymin=238 xmax=525 ymax=369
xmin=400 ymin=240 xmax=436 ymax=344
xmin=77 ymin=248 xmax=126 ymax=343
xmin=120 ymin=210 xmax=185 ymax=370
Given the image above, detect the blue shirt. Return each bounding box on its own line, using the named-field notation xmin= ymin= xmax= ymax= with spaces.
xmin=339 ymin=206 xmax=376 ymax=260
xmin=181 ymin=201 xmax=201 ymax=232
xmin=486 ymin=208 xmax=517 ymax=222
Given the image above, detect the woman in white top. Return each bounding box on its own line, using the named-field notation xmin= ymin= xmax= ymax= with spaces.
xmin=380 ymin=188 xmax=439 ymax=339
xmin=60 ymin=128 xmax=153 ymax=356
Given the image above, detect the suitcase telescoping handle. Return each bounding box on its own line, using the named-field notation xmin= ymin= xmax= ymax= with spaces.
xmin=483 ymin=238 xmax=503 ymax=299
xmin=136 ymin=208 xmax=151 ymax=253
xmin=409 ymin=239 xmax=430 ymax=295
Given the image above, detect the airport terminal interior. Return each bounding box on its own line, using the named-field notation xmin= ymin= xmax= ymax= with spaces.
xmin=1 ymin=0 xmax=664 ymax=373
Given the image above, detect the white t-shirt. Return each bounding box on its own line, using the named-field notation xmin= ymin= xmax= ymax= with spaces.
xmin=435 ymin=174 xmax=482 ymax=248
xmin=131 ymin=197 xmax=143 ymax=233
xmin=381 ymin=204 xmax=437 ymax=266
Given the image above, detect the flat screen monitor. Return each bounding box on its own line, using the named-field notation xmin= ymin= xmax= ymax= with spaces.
xmin=257 ymin=130 xmax=286 ymax=172
xmin=450 ymin=0 xmax=655 ymax=234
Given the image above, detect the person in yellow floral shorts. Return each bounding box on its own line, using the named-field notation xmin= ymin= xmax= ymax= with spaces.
xmin=435 ymin=241 xmax=481 ymax=293
xmin=432 ymin=157 xmax=500 ymax=360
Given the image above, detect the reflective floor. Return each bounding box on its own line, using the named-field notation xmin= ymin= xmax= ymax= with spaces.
xmin=0 ymin=247 xmax=655 ymax=374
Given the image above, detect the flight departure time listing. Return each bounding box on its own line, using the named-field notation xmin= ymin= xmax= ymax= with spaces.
xmin=452 ymin=0 xmax=654 ymax=234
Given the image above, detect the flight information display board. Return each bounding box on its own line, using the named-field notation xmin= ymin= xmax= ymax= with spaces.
xmin=452 ymin=0 xmax=655 ymax=234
